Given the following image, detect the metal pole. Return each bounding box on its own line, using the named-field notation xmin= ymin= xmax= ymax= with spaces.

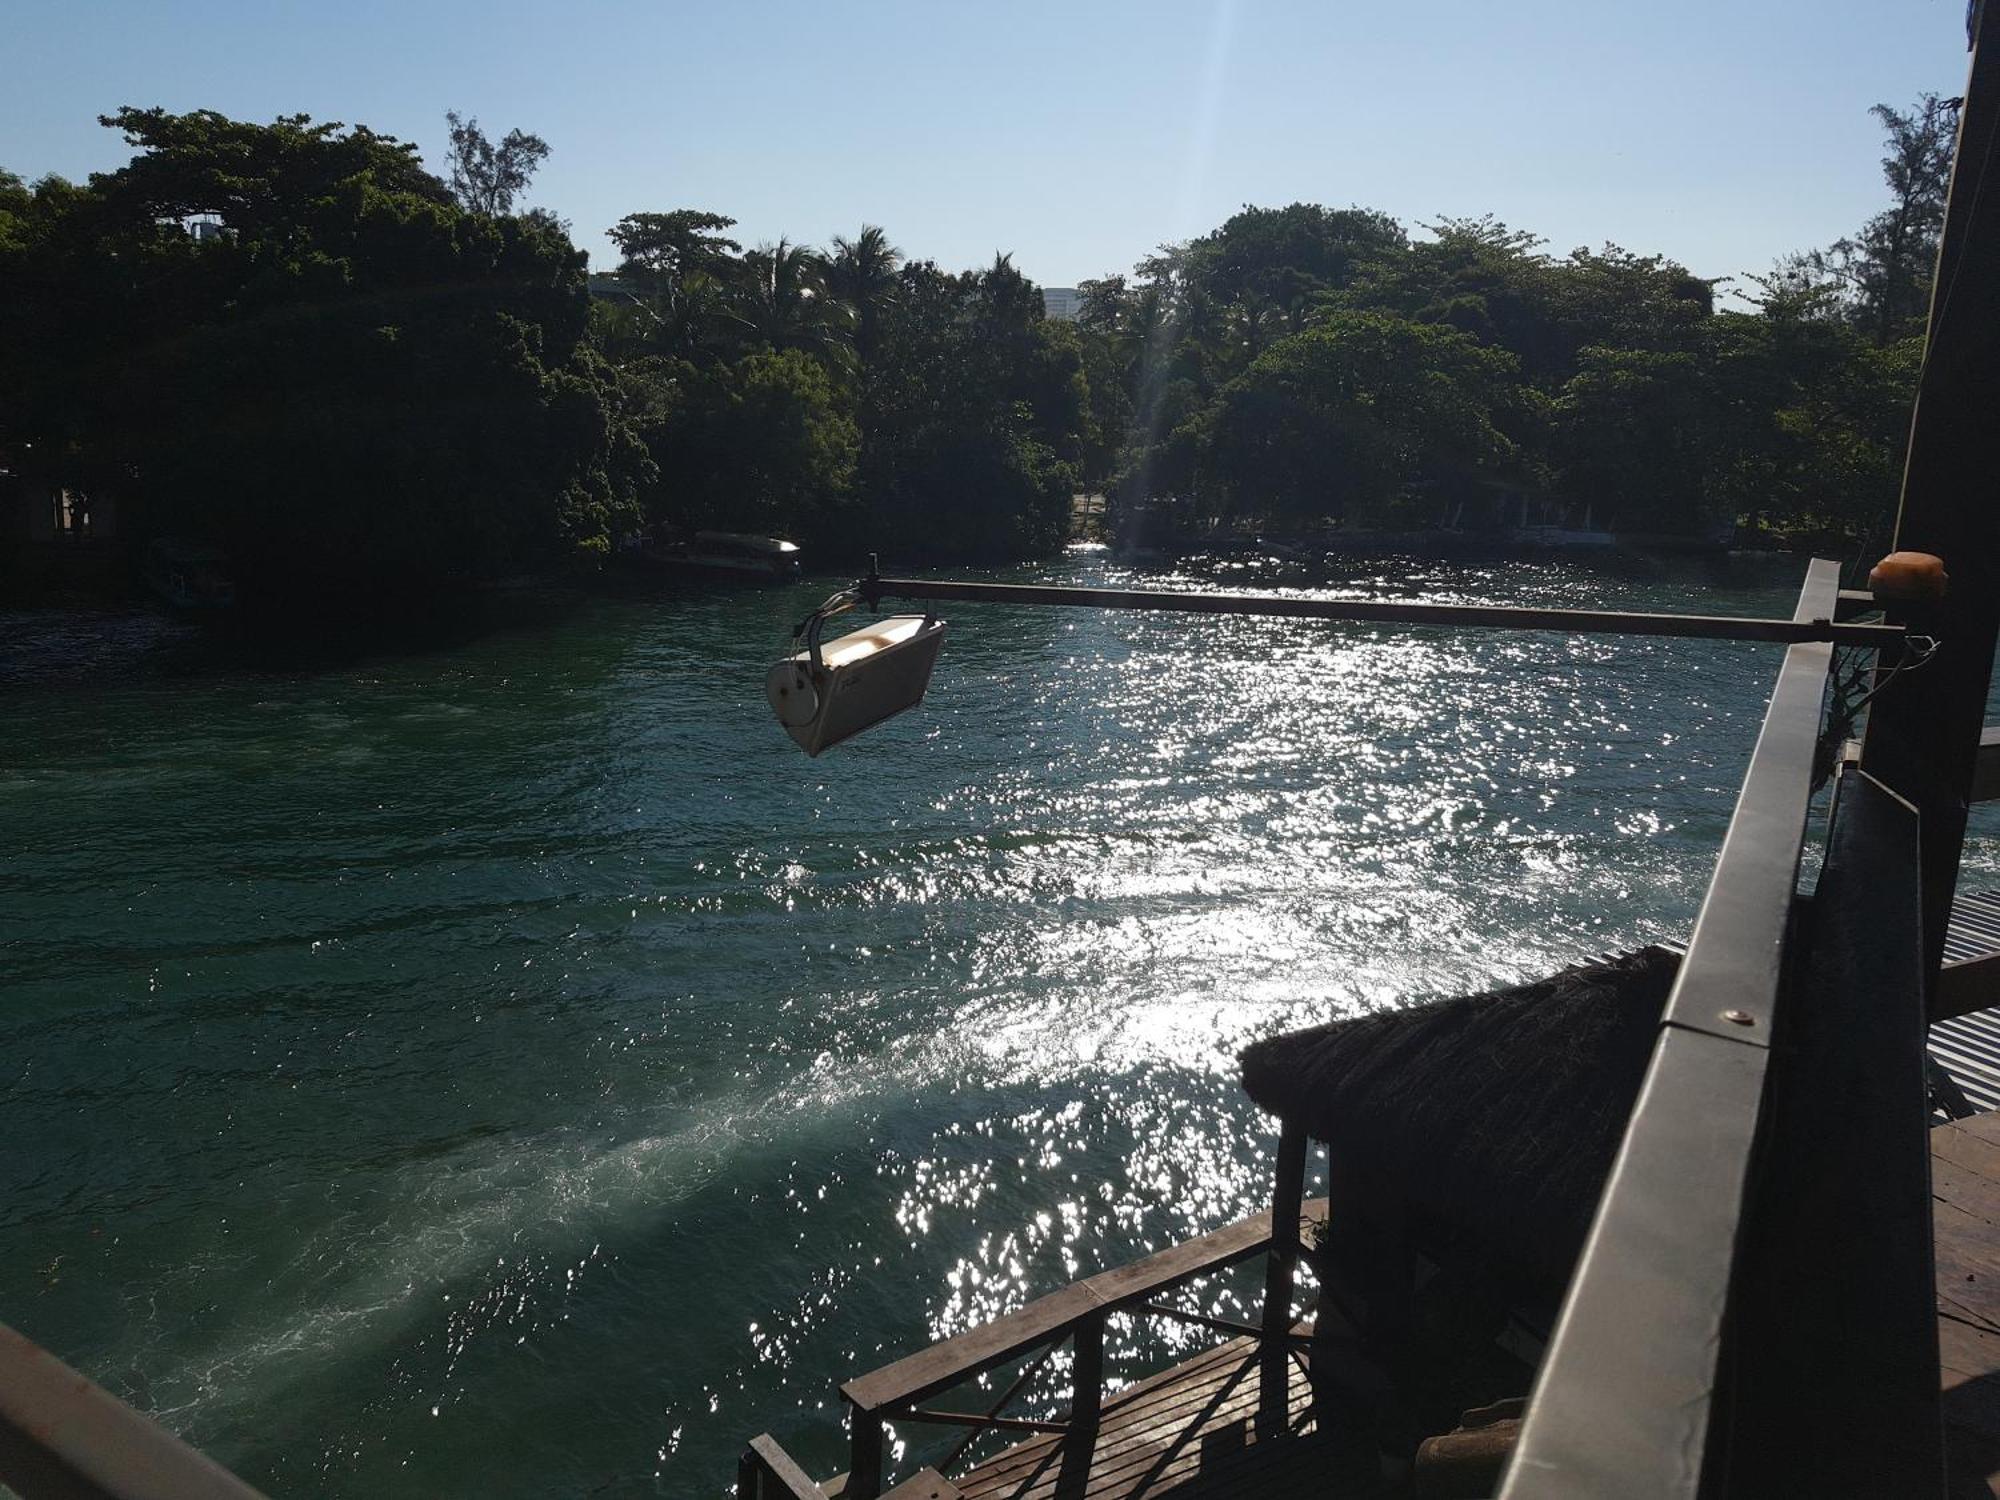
xmin=857 ymin=574 xmax=1904 ymax=649
xmin=1862 ymin=0 xmax=2000 ymax=1008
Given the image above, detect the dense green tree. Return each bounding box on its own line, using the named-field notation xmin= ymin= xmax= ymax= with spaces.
xmin=0 ymin=108 xmax=648 ymax=600
xmin=605 ymin=209 xmax=746 ymax=362
xmin=853 ymin=258 xmax=1076 ymax=561
xmin=609 ymin=209 xmax=743 ymax=285
xmin=644 ymin=349 xmax=857 ymax=542
xmin=1550 ymin=346 xmax=1718 ymax=529
xmin=1070 ymin=86 xmax=1941 ymax=550
xmin=585 ymin=213 xmax=1084 ymax=564
xmin=7 ymin=84 xmax=1943 ymax=598
xmin=1202 ymin=313 xmax=1517 ymax=522
xmin=1184 ymin=202 xmax=1406 ymax=350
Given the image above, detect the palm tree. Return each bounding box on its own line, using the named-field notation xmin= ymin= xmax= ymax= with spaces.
xmin=739 ymin=239 xmax=838 ymax=357
xmin=827 ymin=225 xmax=903 ymax=370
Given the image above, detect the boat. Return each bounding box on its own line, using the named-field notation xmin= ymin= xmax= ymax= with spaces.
xmin=640 ymin=529 xmax=802 ymax=582
xmin=139 ymin=537 xmax=236 ymax=611
xmin=1509 ymin=523 xmax=1618 ymax=551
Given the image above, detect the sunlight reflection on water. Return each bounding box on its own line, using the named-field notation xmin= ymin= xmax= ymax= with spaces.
xmin=2 ymin=552 xmax=1848 ymax=1495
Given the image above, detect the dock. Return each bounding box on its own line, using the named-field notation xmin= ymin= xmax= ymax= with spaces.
xmin=727 ymin=1092 xmax=2000 ymax=1500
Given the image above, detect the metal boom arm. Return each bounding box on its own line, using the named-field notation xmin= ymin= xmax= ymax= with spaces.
xmin=857 ymin=571 xmax=1906 ymax=649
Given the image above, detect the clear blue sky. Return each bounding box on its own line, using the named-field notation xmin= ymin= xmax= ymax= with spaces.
xmin=4 ymin=0 xmax=1973 ymax=294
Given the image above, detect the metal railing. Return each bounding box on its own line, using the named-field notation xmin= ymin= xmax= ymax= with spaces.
xmin=1498 ymin=561 xmax=1940 ymax=1496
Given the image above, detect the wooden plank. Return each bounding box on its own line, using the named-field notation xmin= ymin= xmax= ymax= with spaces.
xmin=848 ymin=1409 xmax=886 ymax=1500
xmin=950 ymin=1322 xmax=1317 ymax=1493
xmin=880 ymin=1468 xmax=962 ymax=1500
xmin=743 ymin=1435 xmax=832 ymax=1500
xmin=956 ymin=1350 xmax=1262 ymax=1491
xmin=956 ymin=1355 xmax=1270 ymax=1492
xmin=1078 ymin=1198 xmax=1328 ymax=1314
xmin=1936 ymin=1112 xmax=2000 ymax=1500
xmin=1072 ymin=1315 xmax=1104 ymax=1429
xmin=1933 ymin=1185 xmax=2000 ymax=1335
xmin=950 ymin=1333 xmax=1327 ymax=1500
xmin=1935 ymin=1119 xmax=2000 ymax=1184
xmin=842 ymin=1201 xmax=1326 ymax=1416
xmin=966 ymin=1411 xmax=1321 ymax=1500
xmin=1942 ymin=1313 xmax=2000 ymax=1500
xmin=1959 ymin=1113 xmax=2000 ymax=1150
xmin=842 ymin=1283 xmax=1106 ymax=1418
xmin=932 ymin=1362 xmax=1255 ymax=1494
xmin=1940 ymin=1315 xmax=2000 ymax=1393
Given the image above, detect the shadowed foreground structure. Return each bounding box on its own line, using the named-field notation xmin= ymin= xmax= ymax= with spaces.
xmin=1239 ymin=947 xmax=1676 ymax=1304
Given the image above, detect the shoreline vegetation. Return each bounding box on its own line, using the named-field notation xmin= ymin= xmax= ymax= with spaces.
xmin=0 ymin=98 xmax=1950 ymax=616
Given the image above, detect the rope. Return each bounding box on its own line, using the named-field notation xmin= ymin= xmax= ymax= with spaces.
xmin=1813 ymin=632 xmax=1942 ymax=790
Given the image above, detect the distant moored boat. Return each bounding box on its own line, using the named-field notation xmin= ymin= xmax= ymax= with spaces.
xmin=140 ymin=537 xmax=236 ymax=611
xmin=637 ymin=529 xmax=802 ymax=582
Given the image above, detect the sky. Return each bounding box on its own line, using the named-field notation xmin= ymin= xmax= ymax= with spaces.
xmin=3 ymin=0 xmax=1974 ymax=297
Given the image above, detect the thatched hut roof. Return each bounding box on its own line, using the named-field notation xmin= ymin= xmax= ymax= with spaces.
xmin=1239 ymin=945 xmax=1679 ymax=1298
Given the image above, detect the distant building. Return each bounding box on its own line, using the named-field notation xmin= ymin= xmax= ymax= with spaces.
xmin=1041 ymin=287 xmax=1087 ymax=321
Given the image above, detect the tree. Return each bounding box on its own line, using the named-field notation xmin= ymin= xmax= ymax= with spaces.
xmin=738 ymin=239 xmax=839 ymax=358
xmin=854 ymin=256 xmax=1077 ymax=561
xmin=606 ymin=209 xmax=746 ymax=362
xmin=827 ymin=225 xmax=902 ymax=369
xmin=645 ymin=349 xmax=857 ymax=541
xmin=609 ymin=209 xmax=742 ymax=285
xmin=442 ymin=111 xmax=551 ymax=217
xmin=1183 ymin=202 xmax=1405 ymax=352
xmin=1 ymin=108 xmax=648 ymax=601
xmin=1774 ymin=95 xmax=1955 ymax=345
xmin=1201 ymin=312 xmax=1516 ymax=523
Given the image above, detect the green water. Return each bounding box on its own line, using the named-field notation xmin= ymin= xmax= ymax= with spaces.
xmin=0 ymin=551 xmax=1891 ymax=1495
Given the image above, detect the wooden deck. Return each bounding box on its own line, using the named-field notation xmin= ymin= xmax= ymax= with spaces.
xmin=924 ymin=1106 xmax=2000 ymax=1500
xmin=950 ymin=1333 xmax=1346 ymax=1500
xmin=1935 ymin=1110 xmax=2000 ymax=1497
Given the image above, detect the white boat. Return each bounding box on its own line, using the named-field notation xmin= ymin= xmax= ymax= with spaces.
xmin=767 ymin=610 xmax=948 ymax=757
xmin=645 ymin=530 xmax=802 ymax=581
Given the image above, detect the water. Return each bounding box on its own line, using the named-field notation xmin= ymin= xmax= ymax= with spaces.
xmin=1 ymin=550 xmax=1946 ymax=1496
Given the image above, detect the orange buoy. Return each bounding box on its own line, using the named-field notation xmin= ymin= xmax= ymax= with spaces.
xmin=1867 ymin=551 xmax=1950 ymax=602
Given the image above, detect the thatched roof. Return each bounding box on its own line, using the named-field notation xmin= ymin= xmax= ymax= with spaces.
xmin=1239 ymin=946 xmax=1679 ymax=1297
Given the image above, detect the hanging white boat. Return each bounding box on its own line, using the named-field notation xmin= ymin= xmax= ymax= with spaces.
xmin=767 ymin=598 xmax=947 ymax=756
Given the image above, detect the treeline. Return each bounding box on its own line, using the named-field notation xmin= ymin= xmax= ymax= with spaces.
xmin=0 ymin=97 xmax=1950 ymax=602
xmin=1077 ymin=95 xmax=1950 ymax=547
xmin=0 ymin=108 xmax=1081 ymax=601
xmin=0 ymin=109 xmax=648 ymax=598
xmin=592 ymin=215 xmax=1083 ymax=563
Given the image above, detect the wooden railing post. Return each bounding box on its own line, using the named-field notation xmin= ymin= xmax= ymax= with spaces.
xmin=848 ymin=1407 xmax=885 ymax=1500
xmin=1260 ymin=1119 xmax=1308 ymax=1419
xmin=1072 ymin=1311 xmax=1105 ymax=1429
